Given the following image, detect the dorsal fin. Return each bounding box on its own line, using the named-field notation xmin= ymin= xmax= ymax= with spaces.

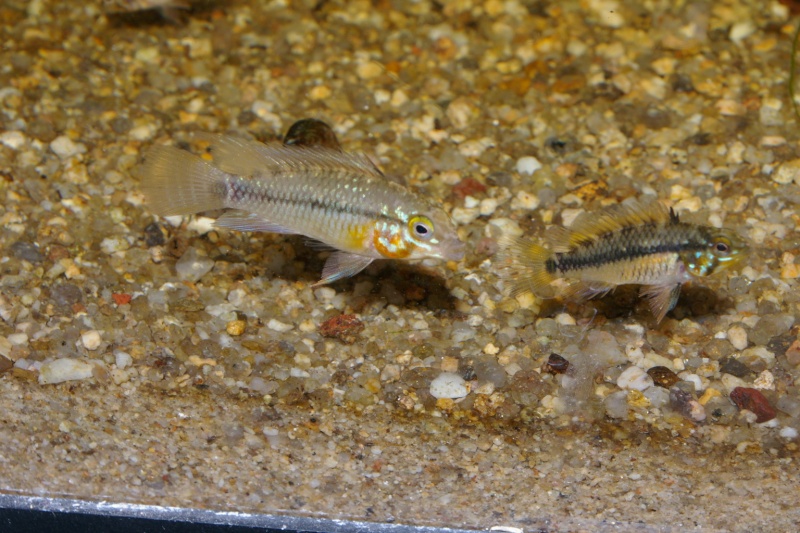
xmin=554 ymin=199 xmax=674 ymax=250
xmin=283 ymin=119 xmax=343 ymax=152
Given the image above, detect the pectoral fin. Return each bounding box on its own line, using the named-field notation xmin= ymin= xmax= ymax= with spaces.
xmin=314 ymin=252 xmax=374 ymax=286
xmin=641 ymin=283 xmax=682 ymax=323
xmin=215 ymin=210 xmax=296 ymax=234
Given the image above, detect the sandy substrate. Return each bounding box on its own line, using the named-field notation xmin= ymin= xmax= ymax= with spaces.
xmin=1 ymin=0 xmax=799 ymax=531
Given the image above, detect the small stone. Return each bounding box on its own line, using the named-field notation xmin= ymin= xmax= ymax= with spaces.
xmin=0 ymin=131 xmax=26 ymax=150
xmin=510 ymin=190 xmax=540 ymax=210
xmin=719 ymin=356 xmax=751 ymax=377
xmin=39 ymin=358 xmax=94 ymax=384
xmin=516 ymin=156 xmax=542 ymax=176
xmin=319 ymin=314 xmax=364 ymax=344
xmin=780 ymin=427 xmax=798 ymax=439
xmin=727 ymin=325 xmax=748 ymax=350
xmin=429 ymin=372 xmax=468 ymax=399
xmin=226 ymin=320 xmax=246 ymax=336
xmin=50 ymin=135 xmax=86 ymax=159
xmin=267 ymin=319 xmax=293 ymax=333
xmin=144 ymin=222 xmax=167 ymax=247
xmin=175 ymin=247 xmax=215 ymax=282
xmin=604 ymin=390 xmax=630 ymax=419
xmin=753 ymin=370 xmax=775 ymax=391
xmin=785 ymin=339 xmax=800 ymax=366
xmin=0 ymin=356 xmax=13 ymax=375
xmin=50 ymin=283 xmax=82 ymax=308
xmin=647 ymin=366 xmax=680 ymax=388
xmin=112 ymin=293 xmax=132 ymax=306
xmin=617 ymin=366 xmax=654 ymax=391
xmin=670 ymin=385 xmax=706 ymax=422
xmin=81 ymin=330 xmax=102 ymax=350
xmin=542 ymin=353 xmax=570 ymax=375
xmin=115 ymin=351 xmax=132 ymax=369
xmin=772 ymin=159 xmax=800 ymax=186
xmin=10 ymin=241 xmax=44 ymax=263
xmin=729 ymin=387 xmax=777 ymax=423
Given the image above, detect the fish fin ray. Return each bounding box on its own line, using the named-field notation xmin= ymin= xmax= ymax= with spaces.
xmin=141 ymin=145 xmax=228 ymax=217
xmin=556 ymin=200 xmax=673 ymax=250
xmin=640 ymin=283 xmax=682 ymax=323
xmin=314 ymin=252 xmax=374 ymax=286
xmin=498 ymin=236 xmax=557 ymax=297
xmin=194 ymin=133 xmax=385 ymax=180
xmin=561 ymin=281 xmax=614 ymax=302
xmin=215 ymin=210 xmax=296 ymax=234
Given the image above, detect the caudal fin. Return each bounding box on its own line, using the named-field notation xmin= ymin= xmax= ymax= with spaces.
xmin=498 ymin=236 xmax=556 ymax=297
xmin=141 ymin=145 xmax=228 ymax=217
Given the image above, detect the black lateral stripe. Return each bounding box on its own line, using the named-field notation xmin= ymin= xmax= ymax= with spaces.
xmin=225 ymin=179 xmax=395 ymax=223
xmin=555 ymin=224 xmax=707 ymax=273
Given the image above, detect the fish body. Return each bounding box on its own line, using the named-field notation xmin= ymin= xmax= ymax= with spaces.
xmin=500 ymin=200 xmax=746 ymax=322
xmin=141 ymin=120 xmax=464 ymax=285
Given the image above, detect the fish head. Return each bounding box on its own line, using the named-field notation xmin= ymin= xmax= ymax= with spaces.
xmin=684 ymin=227 xmax=748 ymax=277
xmin=403 ymin=209 xmax=465 ymax=262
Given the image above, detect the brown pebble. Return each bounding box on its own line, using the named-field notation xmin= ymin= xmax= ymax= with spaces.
xmin=785 ymin=339 xmax=800 ymax=366
xmin=647 ymin=366 xmax=680 ymax=388
xmin=319 ymin=314 xmax=364 ymax=344
xmin=226 ymin=319 xmax=246 ymax=336
xmin=542 ymin=353 xmax=570 ymax=375
xmin=730 ymin=387 xmax=777 ymax=423
xmin=0 ymin=356 xmax=13 ymax=375
xmin=452 ymin=177 xmax=486 ymax=199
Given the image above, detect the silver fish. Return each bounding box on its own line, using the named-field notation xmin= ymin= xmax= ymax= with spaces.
xmin=141 ymin=119 xmax=465 ymax=285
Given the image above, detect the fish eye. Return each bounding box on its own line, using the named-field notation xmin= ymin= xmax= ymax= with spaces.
xmin=712 ymin=239 xmax=731 ymax=255
xmin=409 ymin=215 xmax=434 ymax=240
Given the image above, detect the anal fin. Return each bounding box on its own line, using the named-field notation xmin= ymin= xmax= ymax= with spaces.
xmin=640 ymin=283 xmax=682 ymax=323
xmin=215 ymin=210 xmax=296 ymax=234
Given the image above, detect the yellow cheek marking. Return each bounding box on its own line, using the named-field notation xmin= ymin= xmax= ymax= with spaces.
xmin=346 ymin=224 xmax=370 ymax=249
xmin=373 ymin=227 xmax=414 ymax=259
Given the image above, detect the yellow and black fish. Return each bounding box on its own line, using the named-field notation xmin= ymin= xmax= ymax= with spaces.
xmin=499 ymin=200 xmax=747 ymax=322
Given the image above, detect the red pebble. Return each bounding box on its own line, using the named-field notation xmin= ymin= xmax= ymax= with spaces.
xmin=112 ymin=293 xmax=132 ymax=306
xmin=730 ymin=387 xmax=777 ymax=423
xmin=452 ymin=177 xmax=487 ymax=199
xmin=319 ymin=314 xmax=365 ymax=344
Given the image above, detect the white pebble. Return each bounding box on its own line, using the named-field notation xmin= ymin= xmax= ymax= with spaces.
xmin=0 ymin=131 xmax=26 ymax=150
xmin=510 ymin=190 xmax=540 ymax=211
xmin=7 ymin=333 xmax=28 ymax=346
xmin=726 ymin=325 xmax=748 ymax=350
xmin=175 ymin=247 xmax=215 ymax=282
xmin=479 ymin=198 xmax=498 ymax=216
xmin=39 ymin=358 xmax=94 ymax=385
xmin=616 ymin=366 xmax=653 ymax=391
xmin=753 ymin=370 xmax=775 ymax=390
xmin=516 ymin=156 xmax=542 ymax=176
xmin=729 ymin=20 xmax=756 ymax=43
xmin=451 ymin=206 xmax=480 ymax=225
xmin=555 ymin=313 xmax=576 ymax=326
xmin=680 ymin=373 xmax=703 ymax=392
xmin=115 ymin=351 xmax=132 ymax=369
xmin=429 ymin=372 xmax=468 ymax=399
xmin=50 ymin=135 xmax=86 ymax=159
xmin=779 ymin=427 xmax=798 ymax=439
xmin=81 ymin=330 xmax=102 ymax=351
xmin=267 ymin=319 xmax=293 ymax=332
xmin=129 ymin=123 xmax=156 ymax=141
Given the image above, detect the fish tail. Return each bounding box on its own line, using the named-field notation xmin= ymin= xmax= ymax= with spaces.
xmin=499 ymin=236 xmax=556 ymax=297
xmin=141 ymin=145 xmax=228 ymax=217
